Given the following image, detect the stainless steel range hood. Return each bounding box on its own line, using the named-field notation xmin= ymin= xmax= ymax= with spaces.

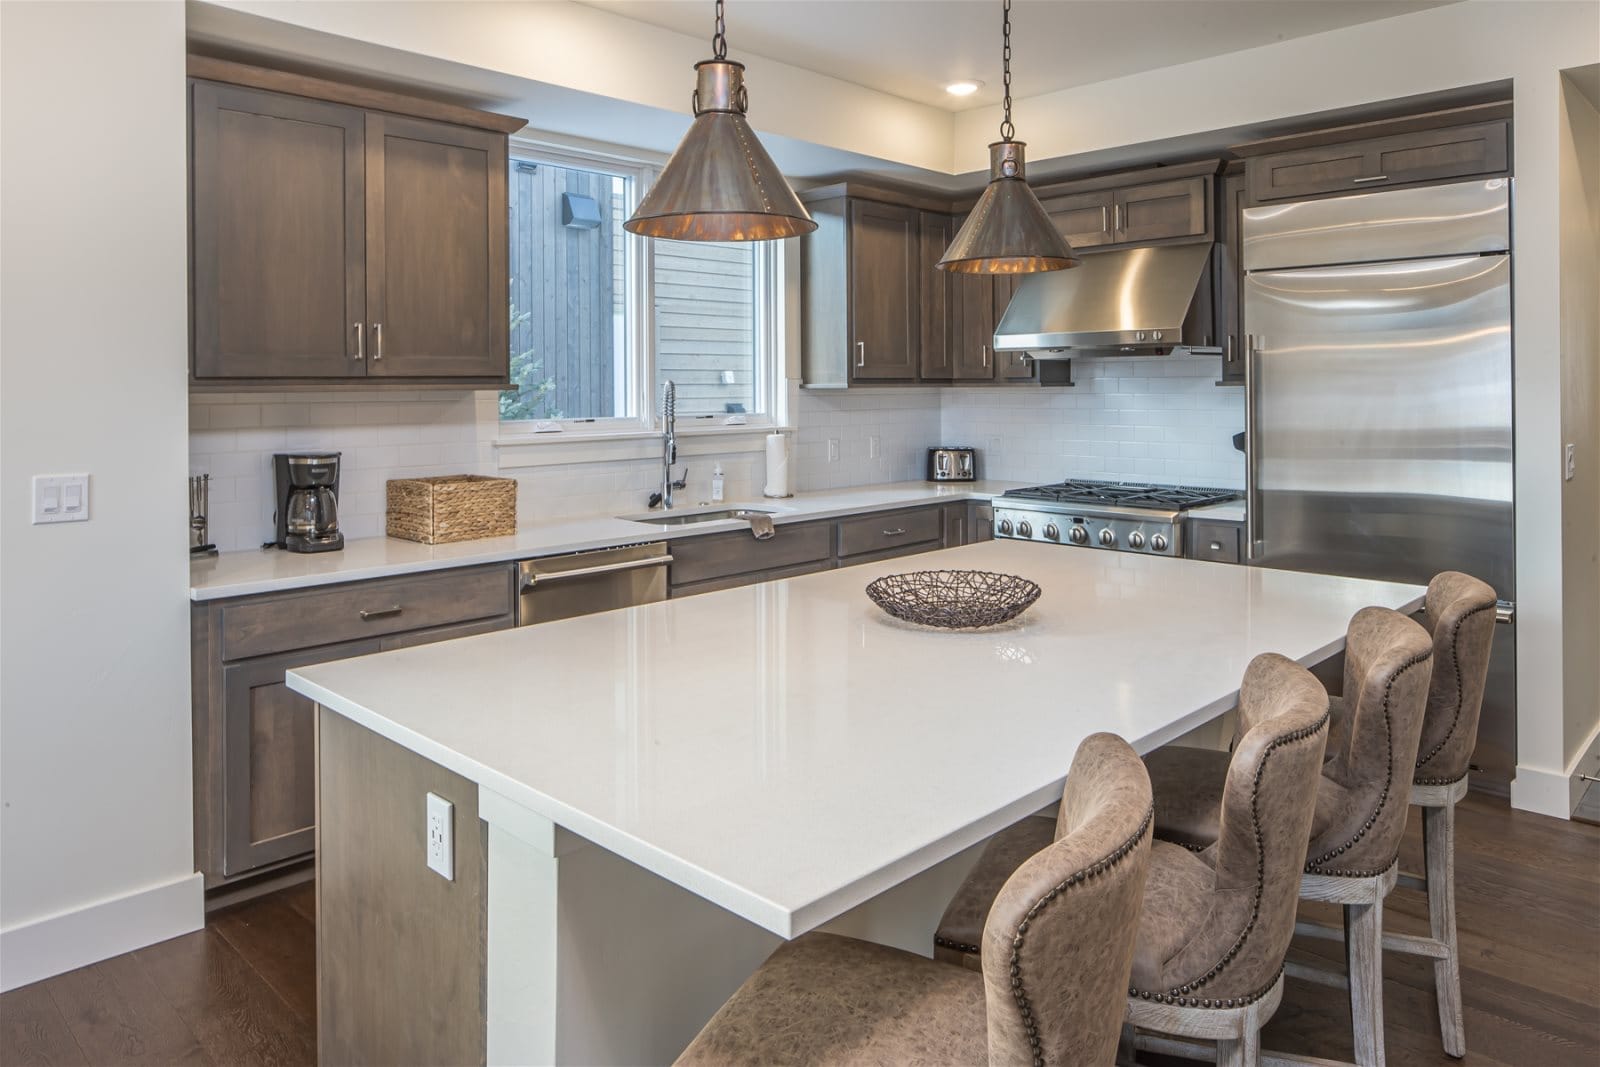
xmin=993 ymin=243 xmax=1217 ymax=357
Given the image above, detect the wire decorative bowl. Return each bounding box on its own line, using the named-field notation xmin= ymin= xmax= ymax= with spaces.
xmin=865 ymin=569 xmax=1041 ymax=630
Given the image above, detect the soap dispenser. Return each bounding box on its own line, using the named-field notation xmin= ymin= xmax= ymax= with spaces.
xmin=710 ymin=463 xmax=725 ymax=503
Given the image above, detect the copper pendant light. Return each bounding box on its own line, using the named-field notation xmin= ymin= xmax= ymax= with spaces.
xmin=938 ymin=0 xmax=1079 ymax=274
xmin=624 ymin=0 xmax=815 ymax=241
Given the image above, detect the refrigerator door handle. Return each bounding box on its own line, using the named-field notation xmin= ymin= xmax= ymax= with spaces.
xmin=1244 ymin=333 xmax=1259 ymax=561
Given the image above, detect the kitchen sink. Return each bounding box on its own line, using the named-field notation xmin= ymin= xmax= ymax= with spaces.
xmin=620 ymin=506 xmax=779 ymax=527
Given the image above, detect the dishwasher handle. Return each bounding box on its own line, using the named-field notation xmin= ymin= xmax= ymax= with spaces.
xmin=520 ymin=553 xmax=674 ymax=591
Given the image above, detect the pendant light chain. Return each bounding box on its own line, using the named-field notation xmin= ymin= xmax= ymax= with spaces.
xmin=999 ymin=0 xmax=1015 ymax=142
xmin=712 ymin=0 xmax=728 ymax=59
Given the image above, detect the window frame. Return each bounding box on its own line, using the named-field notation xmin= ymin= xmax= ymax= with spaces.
xmin=499 ymin=138 xmax=784 ymax=442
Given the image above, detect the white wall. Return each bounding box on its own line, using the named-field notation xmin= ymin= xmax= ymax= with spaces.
xmin=1558 ymin=72 xmax=1600 ymax=778
xmin=0 ymin=0 xmax=201 ymax=990
xmin=957 ymin=0 xmax=1600 ymax=816
xmin=941 ymin=359 xmax=1245 ymax=488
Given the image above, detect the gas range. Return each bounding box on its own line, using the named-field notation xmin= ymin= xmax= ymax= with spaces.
xmin=993 ymin=479 xmax=1243 ymax=556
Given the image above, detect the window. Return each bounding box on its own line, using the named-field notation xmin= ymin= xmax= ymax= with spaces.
xmin=500 ymin=144 xmax=779 ymax=434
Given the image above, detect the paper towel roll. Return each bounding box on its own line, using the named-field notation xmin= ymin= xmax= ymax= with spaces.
xmin=763 ymin=433 xmax=791 ymax=498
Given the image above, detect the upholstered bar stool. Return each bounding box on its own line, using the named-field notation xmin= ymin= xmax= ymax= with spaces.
xmin=1145 ymin=607 xmax=1434 ymax=1066
xmin=1298 ymin=572 xmax=1498 ymax=1059
xmin=933 ymin=655 xmax=1331 ymax=1066
xmin=677 ymin=733 xmax=1153 ymax=1067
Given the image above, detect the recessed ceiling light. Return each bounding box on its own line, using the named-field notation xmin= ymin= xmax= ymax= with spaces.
xmin=944 ymin=80 xmax=983 ymax=97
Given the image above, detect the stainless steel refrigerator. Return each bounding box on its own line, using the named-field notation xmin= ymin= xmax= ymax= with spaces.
xmin=1242 ymin=179 xmax=1517 ymax=788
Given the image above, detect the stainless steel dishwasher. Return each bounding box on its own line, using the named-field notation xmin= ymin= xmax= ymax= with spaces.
xmin=516 ymin=542 xmax=671 ymax=625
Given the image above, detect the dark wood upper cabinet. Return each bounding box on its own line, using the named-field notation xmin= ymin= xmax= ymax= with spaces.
xmin=1235 ymin=104 xmax=1511 ymax=205
xmin=994 ymin=276 xmax=1034 ymax=380
xmin=1114 ymin=177 xmax=1208 ymax=244
xmin=189 ymin=61 xmax=521 ymax=387
xmin=949 ymin=272 xmax=996 ymax=381
xmin=364 ymin=115 xmax=508 ymax=380
xmin=917 ymin=211 xmax=953 ymax=380
xmin=1041 ymin=189 xmax=1115 ymax=250
xmin=190 ymin=82 xmax=365 ymax=380
xmin=1215 ymin=168 xmax=1247 ymax=385
xmin=847 ymin=200 xmax=920 ymax=380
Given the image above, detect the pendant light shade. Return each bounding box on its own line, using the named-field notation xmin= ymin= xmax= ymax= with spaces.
xmin=938 ymin=141 xmax=1079 ymax=273
xmin=937 ymin=0 xmax=1078 ymax=274
xmin=624 ymin=5 xmax=814 ymax=242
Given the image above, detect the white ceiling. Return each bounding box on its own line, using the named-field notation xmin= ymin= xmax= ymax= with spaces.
xmin=582 ymin=1 xmax=1450 ymax=111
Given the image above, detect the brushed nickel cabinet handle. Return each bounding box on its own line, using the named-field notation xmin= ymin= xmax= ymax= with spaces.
xmin=856 ymin=341 xmax=865 ymax=368
xmin=981 ymin=344 xmax=989 ymax=367
xmin=373 ymin=322 xmax=384 ymax=360
xmin=1353 ymin=175 xmax=1389 ymax=184
xmin=359 ymin=605 xmax=403 ymax=621
xmin=1113 ymin=202 xmax=1122 ymax=232
xmin=882 ymin=528 xmax=907 ymax=537
xmin=1100 ymin=205 xmax=1109 ymax=233
xmin=353 ymin=322 xmax=364 ymax=360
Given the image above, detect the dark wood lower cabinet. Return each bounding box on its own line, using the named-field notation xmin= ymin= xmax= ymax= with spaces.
xmin=222 ymin=642 xmax=377 ymax=876
xmin=193 ymin=565 xmax=516 ymax=891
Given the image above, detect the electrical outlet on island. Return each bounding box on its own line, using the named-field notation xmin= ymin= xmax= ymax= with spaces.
xmin=426 ymin=792 xmax=454 ymax=880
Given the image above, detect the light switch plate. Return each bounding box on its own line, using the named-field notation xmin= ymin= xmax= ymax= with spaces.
xmin=426 ymin=792 xmax=454 ymax=880
xmin=1565 ymin=443 xmax=1577 ymax=481
xmin=32 ymin=474 xmax=89 ymax=524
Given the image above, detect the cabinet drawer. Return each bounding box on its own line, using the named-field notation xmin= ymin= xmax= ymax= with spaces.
xmin=1187 ymin=521 xmax=1242 ymax=564
xmin=669 ymin=521 xmax=833 ymax=587
xmin=837 ymin=507 xmax=944 ymax=558
xmin=672 ymin=558 xmax=835 ymax=599
xmin=221 ymin=565 xmax=514 ymax=660
xmin=1248 ymin=121 xmax=1509 ymax=202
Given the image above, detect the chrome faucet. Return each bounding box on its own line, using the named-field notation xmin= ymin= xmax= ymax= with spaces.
xmin=651 ymin=380 xmax=687 ymax=510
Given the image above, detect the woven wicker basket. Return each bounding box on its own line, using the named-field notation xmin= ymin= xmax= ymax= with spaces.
xmin=386 ymin=475 xmax=517 ymax=544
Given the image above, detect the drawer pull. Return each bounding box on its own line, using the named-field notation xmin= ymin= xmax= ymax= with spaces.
xmin=1209 ymin=541 xmax=1223 ymax=552
xmin=359 ymin=605 xmax=404 ymax=621
xmin=882 ymin=528 xmax=907 ymax=537
xmin=1352 ymin=175 xmax=1389 ymax=184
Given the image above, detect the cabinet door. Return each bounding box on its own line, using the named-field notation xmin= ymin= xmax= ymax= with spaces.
xmin=365 ymin=114 xmax=508 ymax=380
xmin=1041 ymin=189 xmax=1115 ymax=249
xmin=918 ymin=211 xmax=954 ymax=380
xmin=191 ymin=82 xmax=365 ymax=379
xmin=993 ymin=276 xmax=1034 ymax=380
xmin=848 ymin=200 xmax=919 ymax=380
xmin=222 ymin=641 xmax=378 ymax=876
xmin=1215 ymin=171 xmax=1247 ymax=385
xmin=1247 ymin=121 xmax=1509 ymax=203
xmin=969 ymin=502 xmax=994 ymax=543
xmin=950 ymin=273 xmax=996 ymax=380
xmin=1113 ymin=177 xmax=1208 ymax=244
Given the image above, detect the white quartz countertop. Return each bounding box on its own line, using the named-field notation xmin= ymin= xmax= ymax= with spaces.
xmin=287 ymin=540 xmax=1423 ymax=938
xmin=189 ymin=480 xmax=1024 ymax=601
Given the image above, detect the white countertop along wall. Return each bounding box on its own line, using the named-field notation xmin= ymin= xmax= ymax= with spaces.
xmin=189 ymin=480 xmax=1024 ymax=600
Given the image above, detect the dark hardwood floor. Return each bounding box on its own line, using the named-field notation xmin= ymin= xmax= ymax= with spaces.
xmin=2 ymin=794 xmax=1596 ymax=1066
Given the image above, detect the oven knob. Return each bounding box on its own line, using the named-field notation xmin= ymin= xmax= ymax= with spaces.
xmin=1128 ymin=531 xmax=1146 ymax=549
xmin=1068 ymin=525 xmax=1089 ymax=544
xmin=1017 ymin=521 xmax=1033 ymax=539
xmin=998 ymin=518 xmax=1014 ymax=536
xmin=1151 ymin=533 xmax=1169 ymax=553
xmin=1043 ymin=523 xmax=1060 ymax=542
xmin=1098 ymin=528 xmax=1117 ymax=547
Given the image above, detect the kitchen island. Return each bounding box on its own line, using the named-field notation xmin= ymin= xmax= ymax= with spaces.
xmin=289 ymin=539 xmax=1423 ymax=1066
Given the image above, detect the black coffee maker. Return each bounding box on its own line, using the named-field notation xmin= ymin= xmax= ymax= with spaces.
xmin=273 ymin=452 xmax=344 ymax=553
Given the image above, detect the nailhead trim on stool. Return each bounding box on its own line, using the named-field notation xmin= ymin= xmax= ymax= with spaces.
xmin=1415 ymin=601 xmax=1496 ymax=773
xmin=1008 ymin=805 xmax=1153 ymax=1067
xmin=1306 ymin=651 xmax=1430 ymax=874
xmin=1130 ymin=710 xmax=1328 ymax=1006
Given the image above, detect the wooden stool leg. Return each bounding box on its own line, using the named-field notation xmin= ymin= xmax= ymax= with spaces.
xmin=1345 ymin=898 xmax=1386 ymax=1067
xmin=1218 ymin=1036 xmax=1247 ymax=1067
xmin=1424 ymin=802 xmax=1466 ymax=1057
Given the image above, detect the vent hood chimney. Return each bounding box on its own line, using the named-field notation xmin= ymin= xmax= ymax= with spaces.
xmin=993 ymin=243 xmax=1218 ymax=357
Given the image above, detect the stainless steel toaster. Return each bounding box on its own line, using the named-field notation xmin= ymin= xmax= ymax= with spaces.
xmin=927 ymin=447 xmax=977 ymax=482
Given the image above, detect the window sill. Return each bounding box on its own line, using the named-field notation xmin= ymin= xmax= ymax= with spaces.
xmin=494 ymin=423 xmax=792 ymax=469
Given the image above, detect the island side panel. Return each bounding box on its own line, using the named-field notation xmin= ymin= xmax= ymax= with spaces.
xmin=317 ymin=706 xmax=487 ymax=1067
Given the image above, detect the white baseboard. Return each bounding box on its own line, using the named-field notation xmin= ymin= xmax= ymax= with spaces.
xmin=1511 ymin=720 xmax=1600 ymax=819
xmin=0 ymin=870 xmax=204 ymax=992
